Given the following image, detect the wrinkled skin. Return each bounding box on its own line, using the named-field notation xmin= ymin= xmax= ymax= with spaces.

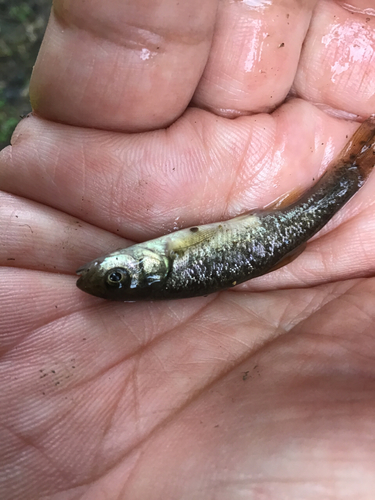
xmin=1 ymin=0 xmax=375 ymax=498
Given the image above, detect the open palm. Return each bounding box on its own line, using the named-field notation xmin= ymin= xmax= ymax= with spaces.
xmin=1 ymin=0 xmax=375 ymax=498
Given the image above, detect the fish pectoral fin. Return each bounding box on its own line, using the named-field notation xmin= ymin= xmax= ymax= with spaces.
xmin=269 ymin=243 xmax=307 ymax=273
xmin=263 ymin=188 xmax=304 ymax=211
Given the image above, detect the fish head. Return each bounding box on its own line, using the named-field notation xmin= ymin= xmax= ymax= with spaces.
xmin=76 ymin=246 xmax=170 ymax=300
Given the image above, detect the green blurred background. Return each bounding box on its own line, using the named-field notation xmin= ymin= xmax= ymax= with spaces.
xmin=0 ymin=0 xmax=50 ymax=149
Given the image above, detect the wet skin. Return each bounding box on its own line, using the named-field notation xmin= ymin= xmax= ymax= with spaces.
xmin=2 ymin=0 xmax=375 ymax=499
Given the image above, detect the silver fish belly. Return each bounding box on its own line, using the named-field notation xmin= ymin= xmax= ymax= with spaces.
xmin=76 ymin=118 xmax=375 ymax=301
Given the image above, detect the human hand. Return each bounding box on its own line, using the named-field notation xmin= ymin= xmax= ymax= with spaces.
xmin=1 ymin=0 xmax=375 ymax=498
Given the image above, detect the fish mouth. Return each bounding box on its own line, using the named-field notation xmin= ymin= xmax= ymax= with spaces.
xmin=76 ymin=257 xmax=104 ymax=276
xmin=76 ymin=267 xmax=97 ymax=294
xmin=76 ymin=264 xmax=89 ymax=275
xmin=76 ymin=266 xmax=85 ymax=275
xmin=76 ymin=258 xmax=108 ymax=297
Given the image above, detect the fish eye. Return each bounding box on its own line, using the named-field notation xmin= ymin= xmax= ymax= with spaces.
xmin=105 ymin=268 xmax=129 ymax=288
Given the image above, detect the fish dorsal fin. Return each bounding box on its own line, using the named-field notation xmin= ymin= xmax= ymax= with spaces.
xmin=263 ymin=188 xmax=304 ymax=211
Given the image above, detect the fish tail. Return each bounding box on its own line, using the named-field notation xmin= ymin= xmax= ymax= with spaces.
xmin=337 ymin=116 xmax=375 ymax=178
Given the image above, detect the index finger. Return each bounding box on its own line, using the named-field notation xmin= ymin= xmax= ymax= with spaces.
xmin=30 ymin=0 xmax=218 ymax=132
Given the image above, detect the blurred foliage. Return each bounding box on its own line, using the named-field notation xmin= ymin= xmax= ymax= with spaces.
xmin=0 ymin=0 xmax=50 ymax=149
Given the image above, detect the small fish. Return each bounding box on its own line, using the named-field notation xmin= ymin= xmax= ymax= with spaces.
xmin=76 ymin=118 xmax=375 ymax=301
